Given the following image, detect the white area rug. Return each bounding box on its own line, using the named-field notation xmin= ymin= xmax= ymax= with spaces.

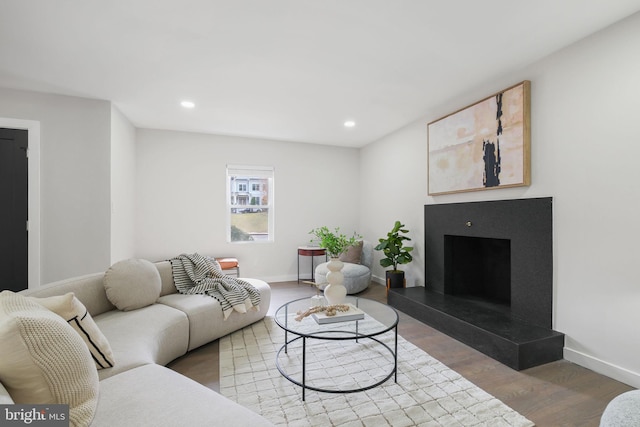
xmin=220 ymin=317 xmax=535 ymax=427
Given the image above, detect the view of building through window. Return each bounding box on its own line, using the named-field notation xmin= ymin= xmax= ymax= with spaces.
xmin=226 ymin=165 xmax=274 ymax=242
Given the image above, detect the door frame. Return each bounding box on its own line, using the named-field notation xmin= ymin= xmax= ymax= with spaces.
xmin=0 ymin=118 xmax=40 ymax=288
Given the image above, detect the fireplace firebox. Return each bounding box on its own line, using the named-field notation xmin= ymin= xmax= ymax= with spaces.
xmin=387 ymin=197 xmax=564 ymax=370
xmin=445 ymin=235 xmax=511 ymax=306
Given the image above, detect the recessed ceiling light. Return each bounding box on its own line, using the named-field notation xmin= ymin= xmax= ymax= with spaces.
xmin=344 ymin=120 xmax=356 ymax=128
xmin=180 ymin=100 xmax=195 ymax=109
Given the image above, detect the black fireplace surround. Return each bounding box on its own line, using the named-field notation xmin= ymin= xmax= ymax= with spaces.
xmin=388 ymin=197 xmax=565 ymax=370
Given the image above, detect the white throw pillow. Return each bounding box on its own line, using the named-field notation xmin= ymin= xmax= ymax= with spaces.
xmin=31 ymin=292 xmax=115 ymax=370
xmin=103 ymin=258 xmax=162 ymax=311
xmin=0 ymin=291 xmax=98 ymax=427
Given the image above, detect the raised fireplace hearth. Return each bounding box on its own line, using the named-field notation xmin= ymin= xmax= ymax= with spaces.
xmin=388 ymin=197 xmax=564 ymax=370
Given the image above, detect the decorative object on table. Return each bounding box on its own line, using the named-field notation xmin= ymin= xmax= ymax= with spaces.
xmin=302 ymin=281 xmax=327 ymax=307
xmin=294 ymin=304 xmax=349 ymax=321
xmin=428 ymin=80 xmax=531 ymax=195
xmin=323 ymin=258 xmax=347 ymax=305
xmin=310 ymin=294 xmax=325 ymax=307
xmin=311 ymin=303 xmax=364 ymax=324
xmin=294 ymin=303 xmax=364 ymax=324
xmin=309 ymin=227 xmax=361 ymax=304
xmin=375 ymin=221 xmax=413 ymax=292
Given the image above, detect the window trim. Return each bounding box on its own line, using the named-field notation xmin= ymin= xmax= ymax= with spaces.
xmin=226 ymin=165 xmax=274 ymax=243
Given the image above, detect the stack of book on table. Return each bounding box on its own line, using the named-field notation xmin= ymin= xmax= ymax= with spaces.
xmin=312 ymin=304 xmax=365 ymax=324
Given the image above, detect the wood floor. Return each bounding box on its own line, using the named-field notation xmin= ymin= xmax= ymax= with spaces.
xmin=168 ymin=281 xmax=633 ymax=426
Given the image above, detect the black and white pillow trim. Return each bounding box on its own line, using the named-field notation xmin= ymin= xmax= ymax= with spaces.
xmin=67 ymin=310 xmax=115 ymax=369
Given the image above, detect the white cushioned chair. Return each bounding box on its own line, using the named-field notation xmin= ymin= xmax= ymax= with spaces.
xmin=314 ymin=241 xmax=373 ymax=294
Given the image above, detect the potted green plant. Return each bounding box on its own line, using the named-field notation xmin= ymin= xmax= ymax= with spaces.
xmin=309 ymin=226 xmax=361 ymax=304
xmin=309 ymin=226 xmax=361 ymax=258
xmin=374 ymin=221 xmax=413 ymax=291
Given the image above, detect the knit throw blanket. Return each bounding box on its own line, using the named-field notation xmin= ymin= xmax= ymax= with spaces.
xmin=170 ymin=253 xmax=261 ymax=320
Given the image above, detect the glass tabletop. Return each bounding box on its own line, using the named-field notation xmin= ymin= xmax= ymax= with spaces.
xmin=274 ymin=296 xmax=398 ymax=339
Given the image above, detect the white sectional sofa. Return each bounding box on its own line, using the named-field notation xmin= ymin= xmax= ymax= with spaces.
xmin=0 ymin=259 xmax=274 ymax=427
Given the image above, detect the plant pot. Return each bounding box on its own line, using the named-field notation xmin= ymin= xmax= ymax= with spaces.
xmin=324 ymin=258 xmax=347 ymax=305
xmin=386 ymin=270 xmax=405 ymax=293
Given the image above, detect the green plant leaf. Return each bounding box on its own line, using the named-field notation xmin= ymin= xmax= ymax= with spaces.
xmin=380 ymin=258 xmax=394 ymax=268
xmin=309 ymin=226 xmax=361 ymax=257
xmin=374 ymin=221 xmax=413 ymax=270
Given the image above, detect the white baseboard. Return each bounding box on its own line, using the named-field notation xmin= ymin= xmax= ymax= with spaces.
xmin=372 ymin=274 xmax=424 ymax=288
xmin=257 ymin=274 xmax=299 ymax=283
xmin=564 ymin=347 xmax=640 ymax=389
xmin=371 ymin=274 xmax=385 ymax=285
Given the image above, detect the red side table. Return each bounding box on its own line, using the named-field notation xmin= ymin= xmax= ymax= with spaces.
xmin=297 ymin=246 xmax=327 ymax=283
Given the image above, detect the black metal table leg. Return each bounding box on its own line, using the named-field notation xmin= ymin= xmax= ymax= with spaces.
xmin=284 ymin=305 xmax=288 ymax=354
xmin=302 ymin=337 xmax=306 ymax=401
xmin=394 ymin=325 xmax=398 ymax=382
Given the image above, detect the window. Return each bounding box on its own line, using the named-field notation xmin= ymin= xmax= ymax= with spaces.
xmin=226 ymin=165 xmax=274 ymax=242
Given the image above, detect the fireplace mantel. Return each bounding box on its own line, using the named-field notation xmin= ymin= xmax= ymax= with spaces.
xmin=426 ymin=197 xmax=553 ymax=329
xmin=388 ymin=197 xmax=564 ymax=370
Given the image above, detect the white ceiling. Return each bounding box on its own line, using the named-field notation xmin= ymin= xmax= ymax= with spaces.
xmin=2 ymin=1 xmax=640 ymax=147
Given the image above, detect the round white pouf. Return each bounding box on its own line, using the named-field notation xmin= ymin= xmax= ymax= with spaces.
xmin=600 ymin=390 xmax=640 ymax=427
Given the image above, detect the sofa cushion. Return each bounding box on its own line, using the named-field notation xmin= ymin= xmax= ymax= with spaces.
xmin=94 ymin=303 xmax=189 ymax=380
xmin=156 ymin=260 xmax=180 ymax=297
xmin=92 ymin=364 xmax=274 ymax=427
xmin=31 ymin=292 xmax=115 ymax=370
xmin=20 ymin=271 xmax=115 ymax=317
xmin=157 ymin=278 xmax=271 ymax=351
xmin=104 ymin=258 xmax=162 ymax=311
xmin=0 ymin=291 xmax=98 ymax=426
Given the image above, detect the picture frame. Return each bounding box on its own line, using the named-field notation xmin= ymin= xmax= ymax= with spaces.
xmin=427 ymin=80 xmax=531 ymax=196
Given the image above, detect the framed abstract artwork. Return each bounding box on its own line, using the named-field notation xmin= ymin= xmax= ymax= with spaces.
xmin=427 ymin=81 xmax=531 ymax=196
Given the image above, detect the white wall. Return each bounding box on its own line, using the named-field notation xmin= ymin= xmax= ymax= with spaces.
xmin=360 ymin=12 xmax=640 ymax=387
xmin=359 ymin=122 xmax=428 ymax=288
xmin=135 ymin=129 xmax=360 ymax=282
xmin=110 ymin=105 xmax=137 ymax=262
xmin=0 ymin=88 xmax=112 ymax=283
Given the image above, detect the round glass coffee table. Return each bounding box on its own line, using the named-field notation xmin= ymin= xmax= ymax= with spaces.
xmin=274 ymin=296 xmax=399 ymax=400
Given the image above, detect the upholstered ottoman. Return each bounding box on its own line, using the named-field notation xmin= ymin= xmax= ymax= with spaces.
xmin=600 ymin=390 xmax=640 ymax=426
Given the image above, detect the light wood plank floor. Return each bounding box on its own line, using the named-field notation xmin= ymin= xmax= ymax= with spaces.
xmin=168 ymin=281 xmax=633 ymax=426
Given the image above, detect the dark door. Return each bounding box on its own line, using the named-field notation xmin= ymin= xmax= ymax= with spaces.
xmin=0 ymin=128 xmax=28 ymax=291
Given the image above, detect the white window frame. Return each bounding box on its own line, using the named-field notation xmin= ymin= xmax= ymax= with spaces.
xmin=226 ymin=165 xmax=274 ymax=243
